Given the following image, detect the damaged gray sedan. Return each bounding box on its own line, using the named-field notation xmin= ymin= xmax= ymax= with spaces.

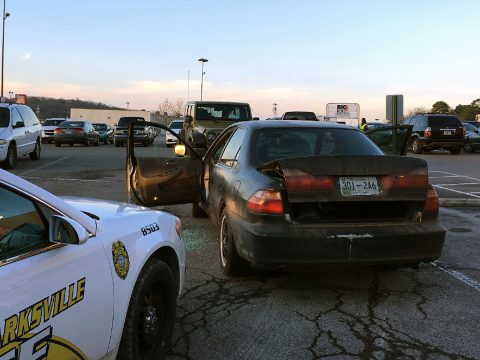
xmin=127 ymin=121 xmax=446 ymax=276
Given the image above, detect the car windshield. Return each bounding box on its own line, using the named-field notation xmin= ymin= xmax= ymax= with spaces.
xmin=252 ymin=127 xmax=383 ymax=164
xmin=43 ymin=119 xmax=65 ymax=126
xmin=60 ymin=121 xmax=84 ymax=128
xmin=93 ymin=124 xmax=108 ymax=131
xmin=283 ymin=112 xmax=317 ymax=120
xmin=196 ymin=104 xmax=251 ymax=121
xmin=169 ymin=121 xmax=183 ymax=129
xmin=0 ymin=108 xmax=9 ymax=127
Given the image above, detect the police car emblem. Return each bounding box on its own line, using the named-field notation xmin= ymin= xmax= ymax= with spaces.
xmin=112 ymin=241 xmax=130 ymax=280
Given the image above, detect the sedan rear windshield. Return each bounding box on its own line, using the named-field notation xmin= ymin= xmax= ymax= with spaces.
xmin=283 ymin=112 xmax=317 ymax=120
xmin=43 ymin=119 xmax=65 ymax=126
xmin=427 ymin=116 xmax=461 ymax=127
xmin=93 ymin=124 xmax=108 ymax=131
xmin=252 ymin=127 xmax=383 ymax=164
xmin=60 ymin=121 xmax=84 ymax=128
xmin=0 ymin=108 xmax=9 ymax=127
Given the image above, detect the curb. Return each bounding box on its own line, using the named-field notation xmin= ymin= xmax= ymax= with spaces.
xmin=440 ymin=198 xmax=480 ymax=208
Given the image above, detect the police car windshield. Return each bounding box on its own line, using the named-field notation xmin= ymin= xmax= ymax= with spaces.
xmin=0 ymin=108 xmax=9 ymax=127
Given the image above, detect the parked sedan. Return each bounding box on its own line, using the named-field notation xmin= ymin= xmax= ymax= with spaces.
xmin=165 ymin=119 xmax=184 ymax=147
xmin=127 ymin=120 xmax=445 ymax=277
xmin=54 ymin=120 xmax=100 ymax=147
xmin=462 ymin=121 xmax=480 ymax=152
xmin=93 ymin=123 xmax=114 ymax=144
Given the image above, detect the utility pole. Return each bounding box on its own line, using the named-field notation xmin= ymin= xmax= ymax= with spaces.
xmin=198 ymin=58 xmax=208 ymax=101
xmin=273 ymin=103 xmax=278 ymax=116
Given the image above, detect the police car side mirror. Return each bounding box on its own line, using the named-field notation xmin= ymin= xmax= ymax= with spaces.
xmin=49 ymin=215 xmax=90 ymax=245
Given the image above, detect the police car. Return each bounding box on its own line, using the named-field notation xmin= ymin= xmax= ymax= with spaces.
xmin=0 ymin=169 xmax=185 ymax=360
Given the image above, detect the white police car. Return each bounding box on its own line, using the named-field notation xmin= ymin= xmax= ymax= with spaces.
xmin=0 ymin=169 xmax=185 ymax=360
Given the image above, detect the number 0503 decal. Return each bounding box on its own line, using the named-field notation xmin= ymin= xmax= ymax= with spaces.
xmin=141 ymin=223 xmax=160 ymax=236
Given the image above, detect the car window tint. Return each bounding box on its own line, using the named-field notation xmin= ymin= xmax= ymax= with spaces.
xmin=169 ymin=121 xmax=183 ymax=129
xmin=11 ymin=108 xmax=23 ymax=126
xmin=0 ymin=187 xmax=48 ymax=261
xmin=18 ymin=106 xmax=39 ymax=127
xmin=196 ymin=103 xmax=250 ymax=121
xmin=283 ymin=112 xmax=317 ymax=120
xmin=427 ymin=116 xmax=461 ymax=127
xmin=61 ymin=121 xmax=84 ymax=128
xmin=118 ymin=117 xmax=145 ymax=127
xmin=220 ymin=128 xmax=246 ymax=167
xmin=253 ymin=127 xmax=383 ymax=164
xmin=44 ymin=119 xmax=65 ymax=126
xmin=93 ymin=124 xmax=108 ymax=130
xmin=0 ymin=108 xmax=9 ymax=127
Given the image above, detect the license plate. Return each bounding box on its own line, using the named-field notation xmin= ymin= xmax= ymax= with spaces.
xmin=64 ymin=130 xmax=73 ymax=134
xmin=340 ymin=177 xmax=380 ymax=196
xmin=443 ymin=130 xmax=452 ymax=135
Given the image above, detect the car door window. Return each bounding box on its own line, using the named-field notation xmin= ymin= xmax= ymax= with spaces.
xmin=18 ymin=106 xmax=39 ymax=127
xmin=219 ymin=128 xmax=246 ymax=167
xmin=0 ymin=186 xmax=49 ymax=261
xmin=11 ymin=108 xmax=23 ymax=127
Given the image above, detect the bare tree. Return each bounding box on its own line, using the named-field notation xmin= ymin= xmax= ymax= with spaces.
xmin=158 ymin=97 xmax=185 ymax=117
xmin=405 ymin=107 xmax=428 ymax=118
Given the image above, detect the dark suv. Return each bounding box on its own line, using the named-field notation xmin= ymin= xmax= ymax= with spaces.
xmin=402 ymin=114 xmax=464 ymax=154
xmin=114 ymin=117 xmax=152 ymax=147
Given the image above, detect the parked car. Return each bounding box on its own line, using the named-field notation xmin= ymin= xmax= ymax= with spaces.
xmin=114 ymin=117 xmax=151 ymax=147
xmin=462 ymin=122 xmax=480 ymax=152
xmin=166 ymin=119 xmax=184 ymax=147
xmin=0 ymin=168 xmax=185 ymax=359
xmin=281 ymin=111 xmax=318 ymax=120
xmin=127 ymin=120 xmax=445 ymax=277
xmin=41 ymin=118 xmax=68 ymax=144
xmin=54 ymin=120 xmax=100 ymax=147
xmin=0 ymin=103 xmax=41 ymax=169
xmin=93 ymin=123 xmax=114 ymax=144
xmin=402 ymin=114 xmax=464 ymax=154
xmin=464 ymin=121 xmax=480 ymax=129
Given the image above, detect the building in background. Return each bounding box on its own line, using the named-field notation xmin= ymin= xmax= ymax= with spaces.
xmin=70 ymin=109 xmax=151 ymax=126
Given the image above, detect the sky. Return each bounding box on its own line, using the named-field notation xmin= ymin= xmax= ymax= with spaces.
xmin=4 ymin=0 xmax=480 ymax=119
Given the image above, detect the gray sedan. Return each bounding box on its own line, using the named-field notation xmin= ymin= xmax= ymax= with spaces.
xmin=54 ymin=120 xmax=100 ymax=147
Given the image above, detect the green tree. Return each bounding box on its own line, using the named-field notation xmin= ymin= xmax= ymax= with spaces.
xmin=431 ymin=101 xmax=450 ymax=114
xmin=405 ymin=107 xmax=428 ymax=118
xmin=454 ymin=104 xmax=477 ymax=121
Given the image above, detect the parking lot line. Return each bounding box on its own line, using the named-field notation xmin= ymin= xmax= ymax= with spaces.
xmin=432 ymin=261 xmax=480 ymax=292
xmin=433 ymin=185 xmax=480 ymax=199
xmin=436 ymin=183 xmax=480 ymax=186
xmin=20 ymin=156 xmax=69 ymax=176
xmin=430 ymin=171 xmax=480 ymax=182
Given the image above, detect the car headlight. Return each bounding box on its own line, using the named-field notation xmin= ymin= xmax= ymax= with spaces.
xmin=206 ymin=132 xmax=217 ymax=142
xmin=0 ymin=139 xmax=7 ymax=145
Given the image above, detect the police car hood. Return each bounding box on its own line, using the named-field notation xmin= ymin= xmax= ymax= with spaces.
xmin=61 ymin=196 xmax=154 ymax=220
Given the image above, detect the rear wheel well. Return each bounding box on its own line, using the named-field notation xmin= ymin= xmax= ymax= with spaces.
xmin=150 ymin=246 xmax=180 ymax=296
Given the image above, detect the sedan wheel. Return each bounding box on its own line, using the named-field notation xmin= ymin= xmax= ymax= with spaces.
xmin=85 ymin=138 xmax=90 ymax=147
xmin=219 ymin=209 xmax=249 ymax=277
xmin=29 ymin=139 xmax=41 ymax=160
xmin=2 ymin=143 xmax=17 ymax=169
xmin=463 ymin=142 xmax=473 ymax=153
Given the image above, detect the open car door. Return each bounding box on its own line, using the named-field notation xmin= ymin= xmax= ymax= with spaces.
xmin=126 ymin=121 xmax=204 ymax=207
xmin=365 ymin=125 xmax=413 ymax=156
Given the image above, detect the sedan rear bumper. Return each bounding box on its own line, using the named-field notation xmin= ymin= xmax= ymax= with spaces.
xmin=229 ymin=212 xmax=445 ymax=265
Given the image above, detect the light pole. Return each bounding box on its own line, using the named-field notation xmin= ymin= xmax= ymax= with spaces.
xmin=126 ymin=101 xmax=130 ymax=110
xmin=1 ymin=0 xmax=10 ymax=99
xmin=198 ymin=58 xmax=208 ymax=101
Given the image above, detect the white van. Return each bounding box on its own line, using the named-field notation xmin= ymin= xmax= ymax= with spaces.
xmin=0 ymin=103 xmax=42 ymax=169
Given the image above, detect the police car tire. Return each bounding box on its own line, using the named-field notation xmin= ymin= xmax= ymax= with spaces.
xmin=118 ymin=259 xmax=176 ymax=360
xmin=219 ymin=208 xmax=249 ymax=277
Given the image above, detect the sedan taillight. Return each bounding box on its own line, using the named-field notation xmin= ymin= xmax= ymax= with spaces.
xmin=424 ymin=127 xmax=432 ymax=137
xmin=54 ymin=128 xmax=62 ymax=134
xmin=423 ymin=188 xmax=440 ymax=213
xmin=247 ymin=190 xmax=284 ymax=215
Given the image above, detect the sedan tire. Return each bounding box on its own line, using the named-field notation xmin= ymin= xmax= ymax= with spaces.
xmin=219 ymin=208 xmax=249 ymax=277
xmin=118 ymin=259 xmax=176 ymax=360
xmin=450 ymin=147 xmax=461 ymax=155
xmin=2 ymin=143 xmax=17 ymax=169
xmin=85 ymin=138 xmax=90 ymax=147
xmin=55 ymin=141 xmax=61 ymax=147
xmin=463 ymin=141 xmax=473 ymax=153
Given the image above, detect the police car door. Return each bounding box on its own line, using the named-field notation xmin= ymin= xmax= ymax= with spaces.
xmin=0 ymin=184 xmax=113 ymax=360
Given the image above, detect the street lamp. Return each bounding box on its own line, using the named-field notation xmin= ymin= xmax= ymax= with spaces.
xmin=126 ymin=101 xmax=130 ymax=110
xmin=1 ymin=0 xmax=10 ymax=100
xmin=198 ymin=58 xmax=208 ymax=101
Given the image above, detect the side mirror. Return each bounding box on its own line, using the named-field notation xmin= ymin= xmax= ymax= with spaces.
xmin=13 ymin=121 xmax=25 ymax=129
xmin=253 ymin=117 xmax=260 ymax=120
xmin=49 ymin=215 xmax=90 ymax=245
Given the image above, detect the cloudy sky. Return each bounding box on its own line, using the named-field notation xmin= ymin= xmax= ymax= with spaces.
xmin=5 ymin=0 xmax=480 ymax=118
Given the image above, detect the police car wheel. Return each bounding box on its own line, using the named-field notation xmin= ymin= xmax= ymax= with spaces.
xmin=219 ymin=208 xmax=250 ymax=277
xmin=119 ymin=259 xmax=176 ymax=360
